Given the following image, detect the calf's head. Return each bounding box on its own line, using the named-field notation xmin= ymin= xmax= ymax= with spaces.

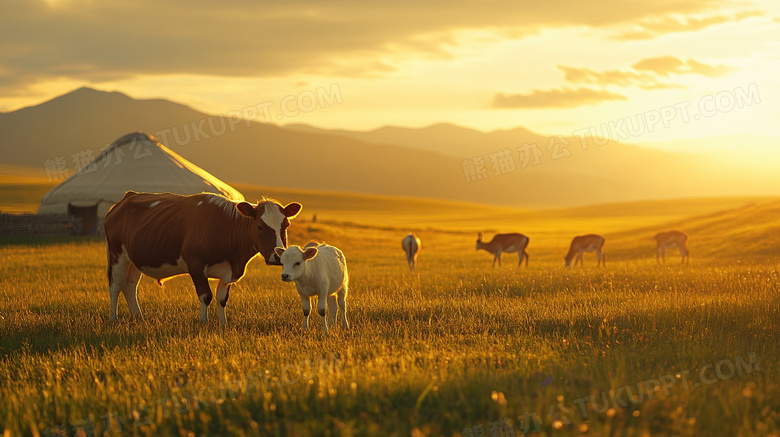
xmin=274 ymin=245 xmax=318 ymax=282
xmin=237 ymin=200 xmax=302 ymax=265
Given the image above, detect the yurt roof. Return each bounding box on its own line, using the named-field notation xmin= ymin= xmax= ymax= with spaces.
xmin=38 ymin=131 xmax=244 ymax=214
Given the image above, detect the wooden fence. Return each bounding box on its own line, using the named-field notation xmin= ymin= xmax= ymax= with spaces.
xmin=0 ymin=213 xmax=82 ymax=238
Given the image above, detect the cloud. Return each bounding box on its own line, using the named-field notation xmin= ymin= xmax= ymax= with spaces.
xmin=493 ymin=55 xmax=732 ymax=110
xmin=558 ymin=66 xmax=659 ymax=88
xmin=493 ymin=88 xmax=627 ymax=109
xmin=559 ymin=56 xmax=736 ymax=89
xmin=0 ymin=0 xmax=730 ymax=92
xmin=632 ymin=56 xmax=737 ymax=77
xmin=616 ymin=10 xmax=764 ymax=40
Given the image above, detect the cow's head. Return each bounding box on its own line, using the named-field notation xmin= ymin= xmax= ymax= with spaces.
xmin=237 ymin=199 xmax=302 ymax=265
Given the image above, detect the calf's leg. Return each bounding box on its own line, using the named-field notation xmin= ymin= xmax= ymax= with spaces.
xmin=338 ymin=285 xmax=349 ymax=330
xmin=327 ymin=294 xmax=337 ymax=327
xmin=301 ymin=295 xmax=311 ymax=330
xmin=317 ymin=290 xmax=329 ymax=333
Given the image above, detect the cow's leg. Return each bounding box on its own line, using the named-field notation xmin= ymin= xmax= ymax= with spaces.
xmin=108 ymin=256 xmax=130 ymax=321
xmin=317 ymin=290 xmax=329 ymax=333
xmin=597 ymin=249 xmax=605 ymax=267
xmin=497 ymin=252 xmax=502 ymax=266
xmin=189 ymin=269 xmax=213 ymax=324
xmin=517 ymin=251 xmax=524 ymax=267
xmin=338 ymin=285 xmax=349 ymax=330
xmin=576 ymin=252 xmax=583 ymax=266
xmin=301 ymin=295 xmax=311 ymax=330
xmin=216 ymin=281 xmax=230 ymax=327
xmin=123 ymin=264 xmax=143 ymax=319
xmin=327 ymin=294 xmax=337 ymax=327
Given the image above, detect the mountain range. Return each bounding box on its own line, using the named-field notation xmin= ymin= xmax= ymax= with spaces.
xmin=0 ymin=87 xmax=776 ymax=207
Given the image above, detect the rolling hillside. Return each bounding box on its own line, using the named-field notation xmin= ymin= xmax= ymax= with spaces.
xmin=605 ymin=199 xmax=780 ymax=263
xmin=1 ymin=88 xmax=777 ymax=207
xmin=2 ymin=169 xmax=777 ymax=264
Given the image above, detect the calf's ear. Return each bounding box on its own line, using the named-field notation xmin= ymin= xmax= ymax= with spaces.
xmin=283 ymin=202 xmax=302 ymax=218
xmin=303 ymin=247 xmax=318 ymax=260
xmin=236 ymin=202 xmax=255 ymax=217
xmin=274 ymin=247 xmax=285 ymax=257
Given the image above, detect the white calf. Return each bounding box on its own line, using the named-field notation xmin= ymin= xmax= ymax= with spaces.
xmin=275 ymin=243 xmax=349 ymax=333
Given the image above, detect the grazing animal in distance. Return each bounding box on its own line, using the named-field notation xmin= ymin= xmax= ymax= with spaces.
xmin=653 ymin=230 xmax=689 ymax=264
xmin=402 ymin=233 xmax=421 ymax=271
xmin=475 ymin=232 xmax=530 ymax=268
xmin=104 ymin=191 xmax=302 ymax=326
xmin=565 ymin=234 xmax=606 ymax=267
xmin=275 ymin=243 xmax=349 ymax=333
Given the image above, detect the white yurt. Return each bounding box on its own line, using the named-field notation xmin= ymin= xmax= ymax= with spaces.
xmin=38 ymin=131 xmax=244 ymax=234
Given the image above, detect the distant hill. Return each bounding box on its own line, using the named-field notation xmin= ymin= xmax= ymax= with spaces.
xmin=0 ymin=87 xmax=776 ymax=207
xmin=284 ymin=122 xmax=550 ymax=159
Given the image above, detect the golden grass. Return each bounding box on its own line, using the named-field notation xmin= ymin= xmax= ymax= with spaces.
xmin=1 ymin=179 xmax=779 ymax=436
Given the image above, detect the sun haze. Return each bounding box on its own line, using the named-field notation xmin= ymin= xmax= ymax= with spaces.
xmin=1 ymin=1 xmax=778 ymax=143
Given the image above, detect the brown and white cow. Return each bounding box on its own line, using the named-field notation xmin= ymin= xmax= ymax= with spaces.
xmin=564 ymin=234 xmax=605 ymax=267
xmin=104 ymin=191 xmax=302 ymax=326
xmin=653 ymin=230 xmax=689 ymax=264
xmin=476 ymin=232 xmax=530 ymax=267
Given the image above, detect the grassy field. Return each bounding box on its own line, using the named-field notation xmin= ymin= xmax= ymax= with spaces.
xmin=1 ymin=182 xmax=779 ymax=436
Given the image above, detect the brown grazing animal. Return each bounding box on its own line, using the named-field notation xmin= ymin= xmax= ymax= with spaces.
xmin=104 ymin=191 xmax=302 ymax=325
xmin=402 ymin=233 xmax=421 ymax=271
xmin=476 ymin=232 xmax=530 ymax=267
xmin=653 ymin=230 xmax=689 ymax=264
xmin=564 ymin=234 xmax=606 ymax=267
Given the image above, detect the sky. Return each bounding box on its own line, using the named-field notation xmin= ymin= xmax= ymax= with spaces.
xmin=1 ymin=0 xmax=779 ymax=149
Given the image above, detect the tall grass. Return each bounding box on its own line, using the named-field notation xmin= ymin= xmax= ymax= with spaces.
xmin=0 ymin=216 xmax=778 ymax=436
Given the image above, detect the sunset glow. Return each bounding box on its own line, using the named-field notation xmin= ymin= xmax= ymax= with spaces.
xmin=1 ymin=0 xmax=778 ymax=149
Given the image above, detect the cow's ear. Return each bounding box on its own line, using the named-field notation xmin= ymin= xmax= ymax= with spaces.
xmin=236 ymin=202 xmax=255 ymax=217
xmin=303 ymin=247 xmax=318 ymax=260
xmin=283 ymin=202 xmax=302 ymax=219
xmin=274 ymin=247 xmax=285 ymax=257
